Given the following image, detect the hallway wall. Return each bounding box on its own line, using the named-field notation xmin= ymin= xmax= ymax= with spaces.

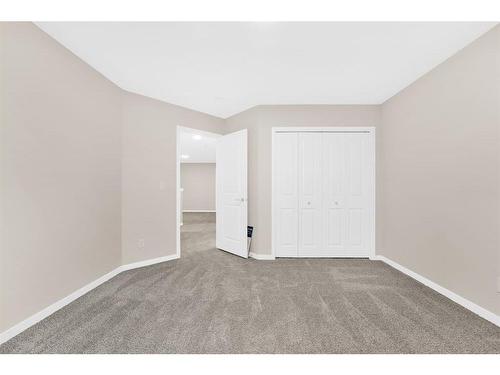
xmin=181 ymin=163 xmax=216 ymax=211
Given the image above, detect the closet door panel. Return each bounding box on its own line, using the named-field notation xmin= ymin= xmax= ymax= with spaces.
xmin=298 ymin=133 xmax=323 ymax=256
xmin=322 ymin=134 xmax=346 ymax=253
xmin=347 ymin=208 xmax=363 ymax=246
xmin=274 ymin=133 xmax=298 ymax=257
xmin=326 ymin=208 xmax=343 ymax=247
xmin=344 ymin=134 xmax=370 ymax=254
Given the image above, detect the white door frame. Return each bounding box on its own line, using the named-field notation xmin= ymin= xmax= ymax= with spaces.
xmin=271 ymin=126 xmax=376 ymax=259
xmin=176 ymin=125 xmax=222 ymax=258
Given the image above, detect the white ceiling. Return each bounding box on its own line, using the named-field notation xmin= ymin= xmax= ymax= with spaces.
xmin=36 ymin=22 xmax=496 ymax=118
xmin=180 ymin=128 xmax=220 ymax=163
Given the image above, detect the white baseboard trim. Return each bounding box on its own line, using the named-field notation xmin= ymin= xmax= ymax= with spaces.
xmin=0 ymin=254 xmax=179 ymax=345
xmin=249 ymin=252 xmax=275 ymax=260
xmin=118 ymin=254 xmax=179 ymax=272
xmin=0 ymin=267 xmax=121 ymax=346
xmin=374 ymin=255 xmax=500 ymax=327
xmin=182 ymin=210 xmax=215 ymax=213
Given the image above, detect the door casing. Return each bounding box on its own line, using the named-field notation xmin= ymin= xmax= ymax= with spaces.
xmin=176 ymin=125 xmax=223 ymax=258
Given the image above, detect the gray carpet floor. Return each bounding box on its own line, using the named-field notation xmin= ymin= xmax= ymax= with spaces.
xmin=2 ymin=212 xmax=500 ymax=353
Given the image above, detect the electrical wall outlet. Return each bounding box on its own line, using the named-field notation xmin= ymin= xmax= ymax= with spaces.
xmin=138 ymin=238 xmax=145 ymax=249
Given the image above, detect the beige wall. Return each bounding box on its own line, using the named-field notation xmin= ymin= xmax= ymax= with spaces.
xmin=226 ymin=105 xmax=382 ymax=256
xmin=121 ymin=92 xmax=224 ymax=264
xmin=181 ymin=163 xmax=216 ymax=211
xmin=0 ymin=23 xmax=122 ymax=332
xmin=381 ymin=26 xmax=500 ymax=315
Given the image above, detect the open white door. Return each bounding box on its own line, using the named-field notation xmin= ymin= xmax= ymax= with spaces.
xmin=216 ymin=129 xmax=248 ymax=258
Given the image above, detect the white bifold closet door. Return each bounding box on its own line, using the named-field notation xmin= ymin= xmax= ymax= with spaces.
xmin=274 ymin=132 xmax=299 ymax=257
xmin=298 ymin=133 xmax=323 ymax=256
xmin=274 ymin=130 xmax=373 ymax=258
xmin=322 ymin=133 xmax=372 ymax=256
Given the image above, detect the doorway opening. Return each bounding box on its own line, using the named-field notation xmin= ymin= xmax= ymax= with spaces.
xmin=176 ymin=126 xmax=221 ymax=258
xmin=176 ymin=126 xmax=249 ymax=259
